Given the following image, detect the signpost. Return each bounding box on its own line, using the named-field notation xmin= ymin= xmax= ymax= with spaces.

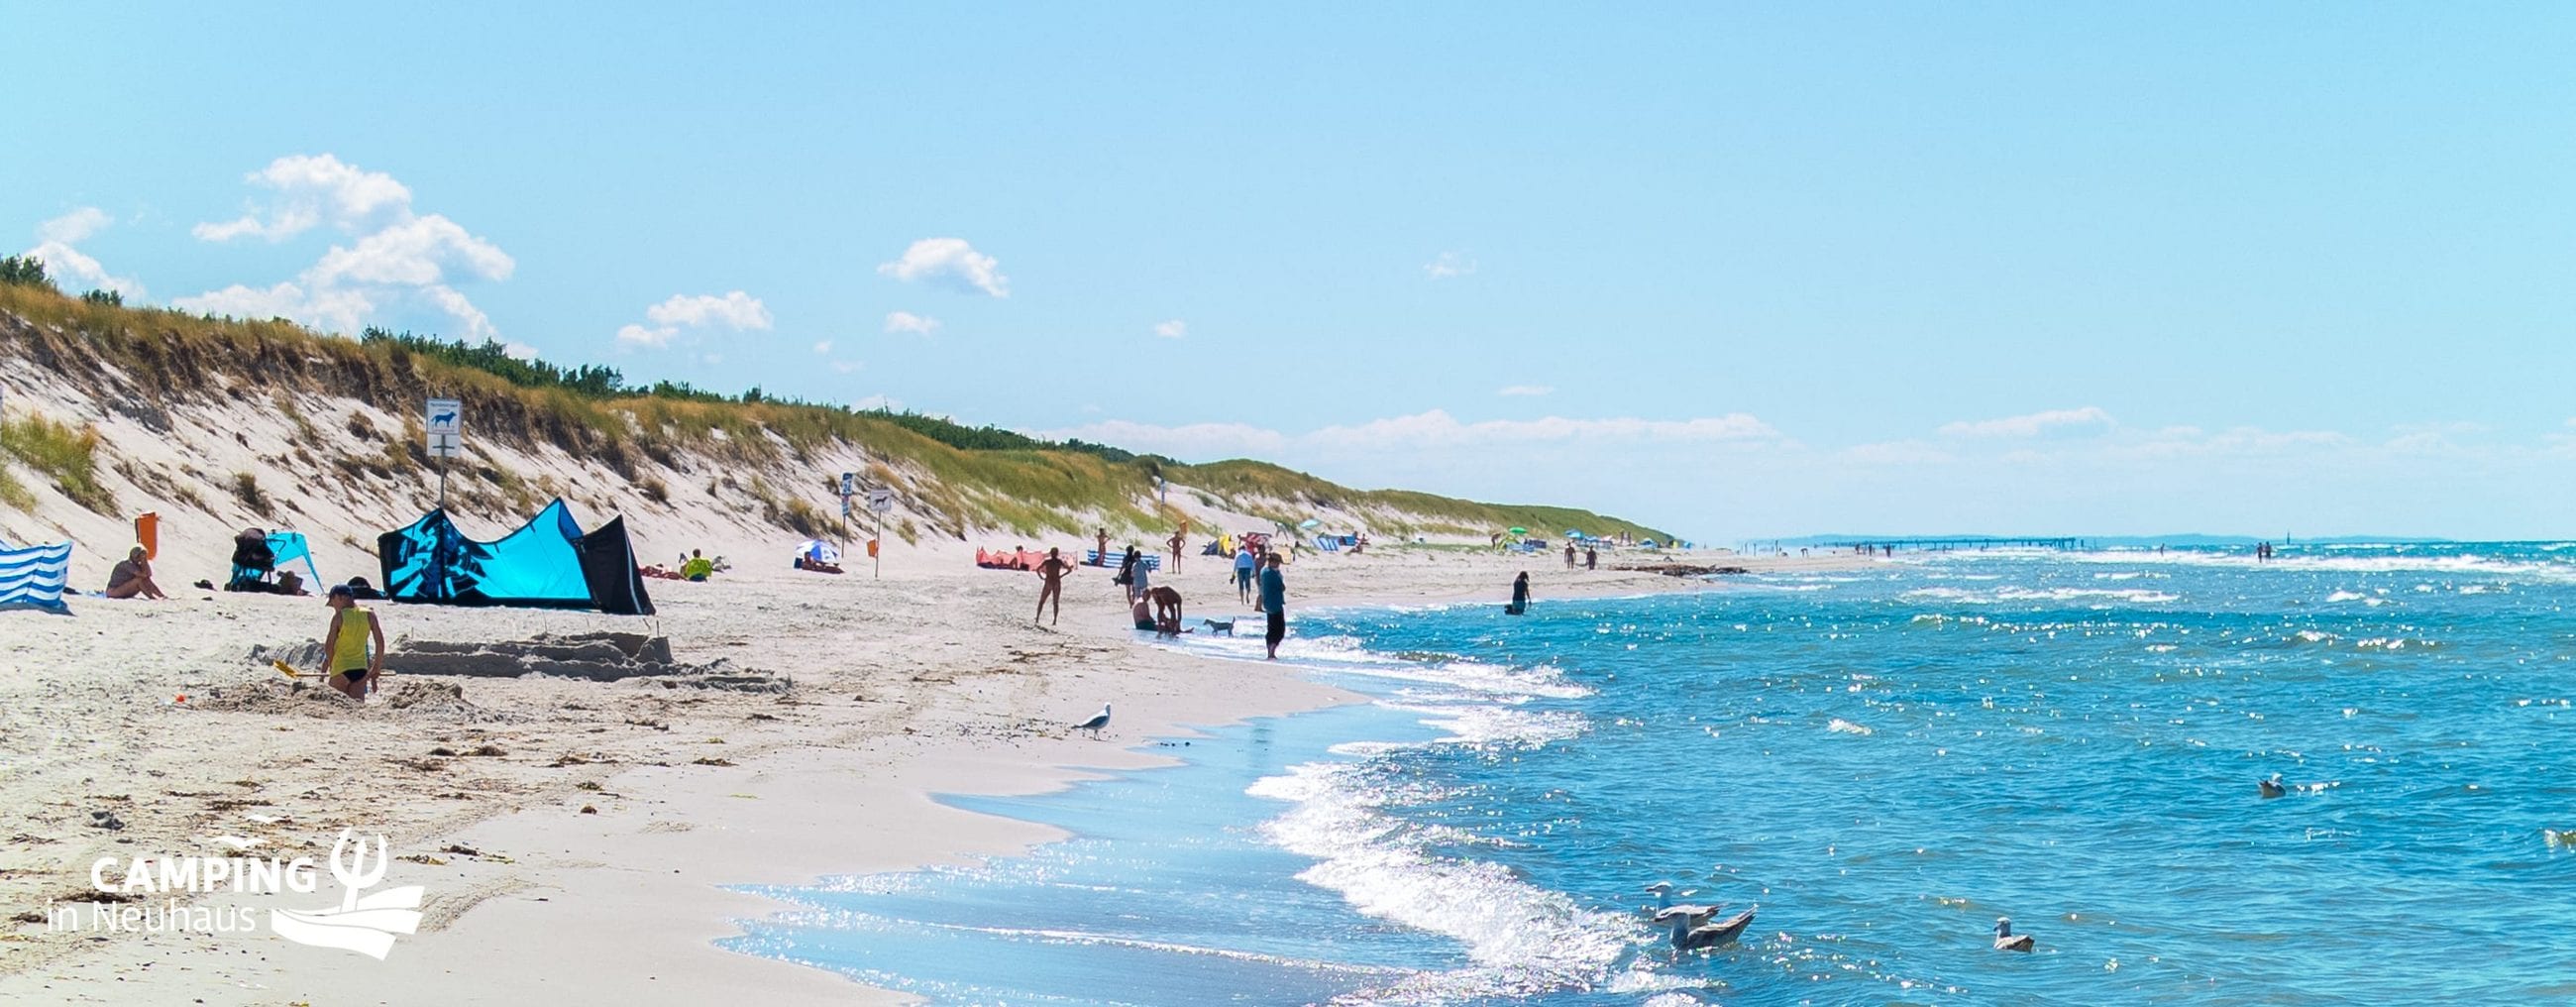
xmin=837 ymin=472 xmax=856 ymax=546
xmin=424 ymin=397 xmax=464 ymax=508
xmin=866 ymin=488 xmax=894 ymax=579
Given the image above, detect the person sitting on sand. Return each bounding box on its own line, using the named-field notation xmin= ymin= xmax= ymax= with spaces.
xmin=1130 ymin=595 xmax=1155 ymax=631
xmin=1034 ymin=547 xmax=1075 ymax=625
xmin=319 ymin=584 xmax=385 ymax=702
xmin=682 ymin=550 xmax=714 ymax=581
xmin=105 ymin=546 xmax=167 ymax=600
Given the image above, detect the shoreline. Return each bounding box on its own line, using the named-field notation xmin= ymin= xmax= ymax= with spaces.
xmin=0 ymin=548 xmax=1862 ymax=1005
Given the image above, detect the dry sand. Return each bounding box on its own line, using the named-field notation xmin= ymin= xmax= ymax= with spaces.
xmin=0 ymin=543 xmax=1863 ymax=1005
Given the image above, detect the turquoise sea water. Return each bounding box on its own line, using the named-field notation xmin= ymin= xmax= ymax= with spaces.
xmin=726 ymin=543 xmax=2576 ymax=1004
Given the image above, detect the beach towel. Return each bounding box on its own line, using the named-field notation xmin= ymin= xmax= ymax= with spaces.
xmin=0 ymin=539 xmax=72 ymax=612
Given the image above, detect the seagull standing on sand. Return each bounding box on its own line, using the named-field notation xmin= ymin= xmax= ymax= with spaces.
xmin=1993 ymin=917 xmax=2035 ymax=951
xmin=1073 ymin=704 xmax=1112 ymax=736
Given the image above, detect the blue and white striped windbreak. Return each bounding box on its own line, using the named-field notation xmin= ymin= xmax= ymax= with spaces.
xmin=0 ymin=539 xmax=72 ymax=611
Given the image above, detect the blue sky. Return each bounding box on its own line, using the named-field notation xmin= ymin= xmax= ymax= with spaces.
xmin=7 ymin=5 xmax=2572 ymax=539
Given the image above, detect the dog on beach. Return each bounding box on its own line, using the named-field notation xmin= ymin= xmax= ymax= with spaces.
xmin=1201 ymin=617 xmax=1236 ymax=636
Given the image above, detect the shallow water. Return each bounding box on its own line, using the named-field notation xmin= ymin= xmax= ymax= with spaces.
xmin=727 ymin=543 xmax=2576 ymax=1004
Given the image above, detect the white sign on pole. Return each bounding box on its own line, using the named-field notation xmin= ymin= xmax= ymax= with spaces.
xmin=840 ymin=472 xmax=856 ymax=497
xmin=425 ymin=397 xmax=465 ymax=459
xmin=867 ymin=489 xmax=895 ymax=513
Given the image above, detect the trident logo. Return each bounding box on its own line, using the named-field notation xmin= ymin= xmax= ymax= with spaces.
xmin=330 ymin=830 xmax=388 ymax=912
xmin=268 ymin=829 xmax=426 ymax=959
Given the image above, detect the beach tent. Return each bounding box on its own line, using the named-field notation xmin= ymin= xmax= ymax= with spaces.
xmin=794 ymin=539 xmax=842 ymax=565
xmin=0 ymin=538 xmax=71 ymax=612
xmin=376 ymin=499 xmax=654 ymax=615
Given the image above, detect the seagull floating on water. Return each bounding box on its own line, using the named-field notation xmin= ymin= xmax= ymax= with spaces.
xmin=1643 ymin=881 xmax=1690 ymax=912
xmin=1656 ymin=903 xmax=1755 ymax=950
xmin=2258 ymin=773 xmax=2287 ymax=799
xmin=1993 ymin=916 xmax=2035 ymax=951
xmin=1072 ymin=703 xmax=1112 ymax=736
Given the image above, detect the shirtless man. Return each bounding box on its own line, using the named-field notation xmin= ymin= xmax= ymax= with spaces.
xmin=1033 ymin=547 xmax=1075 ymax=625
xmin=1166 ymin=524 xmax=1187 ymax=573
xmin=106 ymin=546 xmax=167 ymax=600
xmin=1146 ymin=585 xmax=1185 ymax=638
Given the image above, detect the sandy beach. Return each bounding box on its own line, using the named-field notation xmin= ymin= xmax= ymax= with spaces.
xmin=0 ymin=528 xmax=1861 ymax=1005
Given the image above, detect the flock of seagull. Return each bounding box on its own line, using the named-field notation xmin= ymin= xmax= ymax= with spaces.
xmin=1644 ymin=881 xmax=2036 ymax=955
xmin=1636 ymin=773 xmax=2321 ymax=960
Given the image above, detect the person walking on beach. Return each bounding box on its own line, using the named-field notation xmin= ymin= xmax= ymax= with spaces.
xmin=105 ymin=545 xmax=167 ymax=600
xmin=1507 ymin=571 xmax=1531 ymax=615
xmin=1563 ymin=543 xmax=1576 ymax=570
xmin=1034 ymin=547 xmax=1076 ymax=625
xmin=1584 ymin=546 xmax=1597 ymax=571
xmin=319 ymin=584 xmax=385 ymax=702
xmin=1259 ymin=553 xmax=1288 ymax=660
xmin=1127 ymin=546 xmax=1151 ymax=603
xmin=1096 ymin=527 xmax=1109 ymax=566
xmin=1234 ymin=544 xmax=1257 ymax=605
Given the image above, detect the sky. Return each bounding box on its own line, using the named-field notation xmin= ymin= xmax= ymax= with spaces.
xmin=6 ymin=4 xmax=2572 ymax=541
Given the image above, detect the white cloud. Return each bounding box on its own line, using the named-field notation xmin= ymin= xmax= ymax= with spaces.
xmin=175 ymin=281 xmax=374 ymax=333
xmin=883 ymin=310 xmax=941 ymax=335
xmin=193 ymin=154 xmax=412 ymax=242
xmin=1425 ymin=252 xmax=1478 ymax=280
xmin=1153 ymin=319 xmax=1187 ymax=339
xmin=614 ymin=323 xmax=674 ymax=348
xmin=1937 ymin=406 xmax=2115 ymax=439
xmin=178 ymin=155 xmax=507 ymax=338
xmin=853 ymin=394 xmax=905 ymax=412
xmin=23 ymin=208 xmax=145 ymax=299
xmin=1497 ymin=385 xmax=1554 ymax=397
xmin=811 ymin=340 xmax=833 ymax=355
xmin=831 ymin=361 xmax=862 ymax=374
xmin=644 ymin=290 xmax=770 ymax=331
xmin=502 ymin=341 xmax=540 ymax=361
xmin=616 ymin=291 xmax=771 ymax=350
xmin=38 ymin=207 xmax=110 ymax=245
xmin=876 ymin=238 xmax=1009 ymax=297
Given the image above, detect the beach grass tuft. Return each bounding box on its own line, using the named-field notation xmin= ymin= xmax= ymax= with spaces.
xmin=0 ymin=414 xmax=113 ymax=513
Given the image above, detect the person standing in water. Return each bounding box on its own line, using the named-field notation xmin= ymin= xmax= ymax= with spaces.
xmin=1259 ymin=552 xmax=1288 ymax=660
xmin=319 ymin=584 xmax=385 ymax=702
xmin=1033 ymin=547 xmax=1076 ymax=625
xmin=1508 ymin=571 xmax=1531 ymax=615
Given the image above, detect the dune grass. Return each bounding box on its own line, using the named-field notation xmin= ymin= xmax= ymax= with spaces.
xmin=0 ymin=414 xmax=112 ymax=513
xmin=0 ymin=283 xmax=1670 ymax=540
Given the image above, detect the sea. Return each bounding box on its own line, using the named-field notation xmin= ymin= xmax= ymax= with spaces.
xmin=722 ymin=542 xmax=2576 ymax=1005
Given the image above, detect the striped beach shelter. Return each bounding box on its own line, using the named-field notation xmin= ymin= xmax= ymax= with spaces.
xmin=0 ymin=538 xmax=72 ymax=612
